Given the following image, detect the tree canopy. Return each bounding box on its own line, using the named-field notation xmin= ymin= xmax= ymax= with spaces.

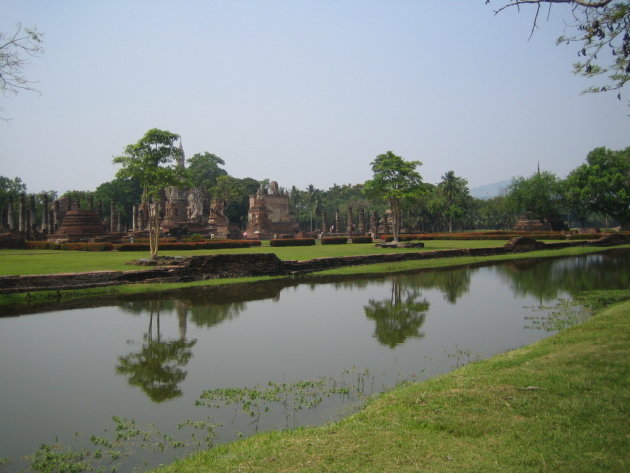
xmin=488 ymin=0 xmax=630 ymax=101
xmin=113 ymin=128 xmax=185 ymax=257
xmin=565 ymin=146 xmax=630 ymax=226
xmin=363 ymin=151 xmax=424 ymax=242
xmin=0 ymin=24 xmax=43 ymax=118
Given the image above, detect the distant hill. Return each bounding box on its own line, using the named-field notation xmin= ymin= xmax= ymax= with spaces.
xmin=470 ymin=179 xmax=511 ymax=199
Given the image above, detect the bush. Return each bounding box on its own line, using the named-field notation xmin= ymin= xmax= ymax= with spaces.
xmin=270 ymin=238 xmax=316 ymax=247
xmin=321 ymin=236 xmax=348 ymax=245
xmin=114 ymin=240 xmax=262 ymax=251
xmin=59 ymin=242 xmax=114 ymax=251
xmin=26 ymin=241 xmax=58 ymax=250
xmin=25 ymin=241 xmax=113 ymax=251
xmin=351 ymin=236 xmax=373 ymax=244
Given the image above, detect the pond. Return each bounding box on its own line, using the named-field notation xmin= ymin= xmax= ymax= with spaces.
xmin=1 ymin=249 xmax=629 ymax=472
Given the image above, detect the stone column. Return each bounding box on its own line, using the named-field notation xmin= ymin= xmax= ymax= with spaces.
xmin=347 ymin=207 xmax=353 ymax=238
xmin=370 ymin=210 xmax=378 ymax=236
xmin=29 ymin=195 xmax=37 ymax=235
xmin=7 ymin=197 xmax=14 ymax=231
xmin=132 ymin=205 xmax=138 ymax=232
xmin=321 ymin=209 xmax=327 ymax=234
xmin=18 ymin=193 xmax=26 ymax=233
xmin=41 ymin=194 xmax=50 ymax=234
xmin=358 ymin=207 xmax=366 ymax=234
xmin=110 ymin=200 xmax=117 ymax=233
xmin=335 ymin=209 xmax=341 ymax=234
xmin=88 ymin=195 xmax=94 ymax=210
xmin=53 ymin=200 xmax=60 ymax=231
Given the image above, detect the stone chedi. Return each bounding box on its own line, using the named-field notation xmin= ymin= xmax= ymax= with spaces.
xmin=245 ymin=181 xmax=299 ymax=239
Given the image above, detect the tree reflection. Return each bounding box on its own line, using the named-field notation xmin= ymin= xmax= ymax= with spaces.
xmin=364 ymin=276 xmax=429 ymax=348
xmin=116 ymin=300 xmax=196 ymax=403
xmin=496 ymin=251 xmax=630 ymax=302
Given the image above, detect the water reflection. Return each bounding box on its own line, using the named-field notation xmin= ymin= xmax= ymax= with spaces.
xmin=495 ymin=251 xmax=630 ymax=300
xmin=364 ymin=275 xmax=429 ymax=347
xmin=116 ymin=300 xmax=196 ymax=402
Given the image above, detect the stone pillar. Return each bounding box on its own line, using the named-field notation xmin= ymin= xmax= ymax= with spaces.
xmin=370 ymin=210 xmax=378 ymax=236
xmin=53 ymin=200 xmax=60 ymax=231
xmin=132 ymin=205 xmax=138 ymax=232
xmin=358 ymin=207 xmax=366 ymax=235
xmin=0 ymin=208 xmax=6 ymax=231
xmin=321 ymin=209 xmax=327 ymax=234
xmin=347 ymin=206 xmax=353 ymax=238
xmin=41 ymin=194 xmax=50 ymax=233
xmin=335 ymin=209 xmax=341 ymax=234
xmin=28 ymin=195 xmax=37 ymax=232
xmin=110 ymin=200 xmax=117 ymax=233
xmin=88 ymin=195 xmax=94 ymax=210
xmin=116 ymin=210 xmax=122 ymax=233
xmin=18 ymin=193 xmax=26 ymax=233
xmin=7 ymin=197 xmax=14 ymax=231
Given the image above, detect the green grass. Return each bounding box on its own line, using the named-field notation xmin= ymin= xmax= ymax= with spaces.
xmin=153 ymin=296 xmax=630 ymax=473
xmin=0 ymin=240 xmax=502 ymax=276
xmin=2 ymin=244 xmax=629 ymax=313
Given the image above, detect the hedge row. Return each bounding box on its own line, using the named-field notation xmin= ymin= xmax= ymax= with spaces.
xmin=116 ymin=240 xmax=262 ymax=251
xmin=379 ymin=232 xmax=613 ymax=242
xmin=350 ymin=236 xmax=374 ymax=244
xmin=321 ymin=237 xmax=349 ymax=245
xmin=270 ymin=238 xmax=316 ymax=247
xmin=26 ymin=241 xmax=114 ymax=251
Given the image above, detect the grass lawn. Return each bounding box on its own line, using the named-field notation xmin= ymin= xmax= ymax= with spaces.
xmin=0 ymin=240 xmax=503 ymax=276
xmin=153 ymin=296 xmax=630 ymax=473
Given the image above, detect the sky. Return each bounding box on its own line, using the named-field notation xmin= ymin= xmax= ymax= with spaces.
xmin=1 ymin=0 xmax=628 ymax=196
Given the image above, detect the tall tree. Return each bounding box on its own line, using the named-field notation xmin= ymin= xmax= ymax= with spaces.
xmin=1 ymin=24 xmax=43 ymax=118
xmin=113 ymin=128 xmax=185 ymax=259
xmin=565 ymin=146 xmax=630 ymax=227
xmin=186 ymin=152 xmax=228 ymax=196
xmin=210 ymin=175 xmax=246 ymax=228
xmin=506 ymin=170 xmax=565 ymax=227
xmin=436 ymin=171 xmax=470 ymax=233
xmin=363 ymin=151 xmax=424 ymax=243
xmin=488 ymin=1 xmax=630 ymax=101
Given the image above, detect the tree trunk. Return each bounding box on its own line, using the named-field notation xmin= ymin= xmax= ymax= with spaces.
xmin=391 ymin=199 xmax=400 ymax=243
xmin=149 ymin=197 xmax=160 ymax=260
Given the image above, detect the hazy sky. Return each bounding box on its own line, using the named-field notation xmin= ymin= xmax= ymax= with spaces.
xmin=1 ymin=1 xmax=628 ymax=195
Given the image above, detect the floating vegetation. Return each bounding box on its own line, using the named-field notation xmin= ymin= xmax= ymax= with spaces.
xmin=524 ymin=298 xmax=592 ymax=332
xmin=27 ymin=416 xmax=218 ymax=473
xmin=195 ymin=374 xmax=368 ymax=431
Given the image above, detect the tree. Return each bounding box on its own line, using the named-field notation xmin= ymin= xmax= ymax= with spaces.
xmin=113 ymin=128 xmax=185 ymax=259
xmin=1 ymin=24 xmax=43 ymax=118
xmin=210 ymin=175 xmax=246 ymax=228
xmin=506 ymin=170 xmax=565 ymax=227
xmin=565 ymin=146 xmax=630 ymax=227
xmin=435 ymin=171 xmax=470 ymax=233
xmin=363 ymin=151 xmax=424 ymax=243
xmin=186 ymin=152 xmax=228 ymax=196
xmin=488 ymin=1 xmax=630 ymax=100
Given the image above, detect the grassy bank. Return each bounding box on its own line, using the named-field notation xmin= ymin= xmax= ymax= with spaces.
xmin=0 ymin=240 xmax=502 ymax=276
xmin=154 ymin=296 xmax=630 ymax=473
xmin=2 ymin=244 xmax=629 ymax=313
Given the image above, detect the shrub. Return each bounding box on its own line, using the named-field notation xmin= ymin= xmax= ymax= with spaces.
xmin=351 ymin=236 xmax=373 ymax=244
xmin=270 ymin=238 xmax=316 ymax=247
xmin=59 ymin=242 xmax=114 ymax=251
xmin=114 ymin=240 xmax=262 ymax=251
xmin=321 ymin=236 xmax=348 ymax=245
xmin=26 ymin=241 xmax=58 ymax=250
